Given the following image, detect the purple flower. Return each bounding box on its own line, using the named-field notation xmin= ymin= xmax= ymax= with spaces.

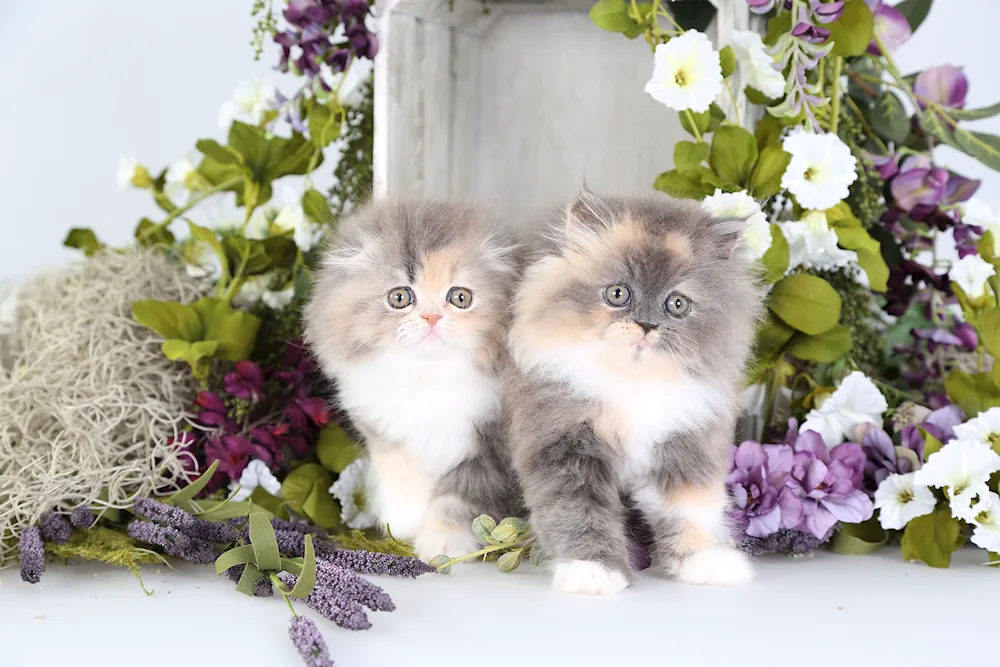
xmin=726 ymin=441 xmax=803 ymax=538
xmin=914 ymin=65 xmax=969 ymax=109
xmin=194 ymin=391 xmax=236 ymax=432
xmin=738 ymin=527 xmax=832 ymax=557
xmin=314 ymin=559 xmax=395 ymax=612
xmin=320 ymin=549 xmax=436 ymax=578
xmin=791 ymin=21 xmax=830 ymax=44
xmin=286 ymin=389 xmax=330 ymax=432
xmin=288 ymin=616 xmax=335 ymax=667
xmin=867 ymin=152 xmax=899 ymax=180
xmin=205 ymin=434 xmax=274 ymax=480
xmin=227 ymin=564 xmax=274 ymax=597
xmin=747 ymin=0 xmax=777 ymax=13
xmin=224 ymin=361 xmax=265 ymax=402
xmin=275 ymin=0 xmax=378 ymax=78
xmin=39 ymin=511 xmax=73 ymax=544
xmin=70 ymin=506 xmax=95 ymax=528
xmin=127 ymin=520 xmax=217 ymax=563
xmin=944 ymin=174 xmax=981 ymax=205
xmin=19 ymin=526 xmax=44 ymax=584
xmin=788 ymin=438 xmax=874 ymax=539
xmin=867 ymin=2 xmax=911 ymax=55
xmin=280 ymin=573 xmax=372 ymax=631
xmin=924 ymin=404 xmax=965 ymax=441
xmin=272 ymin=517 xmax=329 ymax=540
xmin=891 ymin=157 xmax=949 ymax=212
xmin=133 ymin=498 xmax=239 ymax=543
xmin=811 ymin=0 xmax=844 ymax=23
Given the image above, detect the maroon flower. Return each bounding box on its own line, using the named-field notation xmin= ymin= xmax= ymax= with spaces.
xmin=286 ymin=388 xmax=331 ymax=431
xmin=205 ymin=435 xmax=254 ymax=481
xmin=193 ymin=392 xmax=236 ymax=432
xmin=224 ymin=361 xmax=265 ymax=402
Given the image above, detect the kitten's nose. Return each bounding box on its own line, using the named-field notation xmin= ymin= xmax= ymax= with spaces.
xmin=421 ymin=313 xmax=442 ymax=327
xmin=635 ymin=321 xmax=658 ymax=334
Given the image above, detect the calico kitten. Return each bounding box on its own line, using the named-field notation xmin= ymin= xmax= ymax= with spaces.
xmin=506 ymin=190 xmax=763 ymax=594
xmin=304 ymin=200 xmax=520 ymax=561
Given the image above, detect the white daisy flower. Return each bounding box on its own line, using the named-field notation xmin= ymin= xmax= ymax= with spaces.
xmin=218 ymin=80 xmax=277 ymax=129
xmin=731 ymin=30 xmax=785 ymax=99
xmin=914 ymin=439 xmax=1000 ymax=516
xmin=955 ymin=408 xmax=1000 ymax=443
xmin=949 ymin=254 xmax=995 ymax=300
xmin=644 ymin=30 xmax=723 ymax=113
xmin=874 ymin=473 xmax=937 ymax=530
xmin=780 ymin=210 xmax=858 ymax=272
xmin=801 ymin=371 xmax=888 ymax=448
xmin=966 ymin=491 xmax=1000 ymax=553
xmin=329 ymin=458 xmax=376 ymax=530
xmin=780 ymin=130 xmax=858 ymax=210
xmin=701 ymin=189 xmax=772 ymax=260
xmin=165 ymin=156 xmax=198 ymax=205
xmin=229 ymin=459 xmax=281 ymax=502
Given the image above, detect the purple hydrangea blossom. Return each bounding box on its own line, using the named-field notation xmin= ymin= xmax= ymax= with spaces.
xmin=127 ymin=521 xmax=217 ymax=563
xmin=224 ymin=361 xmax=265 ymax=402
xmin=18 ymin=526 xmax=44 ymax=584
xmin=70 ymin=506 xmax=94 ymax=528
xmin=39 ymin=511 xmax=73 ymax=544
xmin=288 ymin=616 xmax=335 ymax=667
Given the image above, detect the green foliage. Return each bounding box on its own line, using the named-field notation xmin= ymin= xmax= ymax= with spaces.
xmin=825 ymin=0 xmax=874 ymax=57
xmin=673 ymin=141 xmax=710 ymax=170
xmin=710 ymin=125 xmax=758 ymax=186
xmin=787 ymin=325 xmax=854 ymax=363
xmin=316 ymin=424 xmax=364 ymax=474
xmin=216 ymin=510 xmax=318 ymax=598
xmin=302 ymin=188 xmax=335 ymax=225
xmin=896 ymin=0 xmax=933 ymax=32
xmin=901 ymin=506 xmax=961 ymax=568
xmin=63 ymin=228 xmax=105 ymax=256
xmin=829 ymin=518 xmax=888 ymax=555
xmin=680 ymin=103 xmax=725 ymax=138
xmin=329 ymin=74 xmax=375 ymax=221
xmin=589 ymin=0 xmax=633 ymax=32
xmin=280 ymin=463 xmax=341 ymax=530
xmin=333 ymin=529 xmax=416 ymax=557
xmin=946 ymin=102 xmax=1000 ymax=122
xmin=46 ymin=526 xmax=166 ymax=595
xmin=870 ymin=92 xmax=909 ymax=144
xmin=748 ymin=145 xmax=791 ymax=198
xmin=945 ymin=370 xmax=1000 ymax=417
xmin=434 ymin=515 xmax=536 ymax=574
xmin=769 ymin=274 xmax=843 ymax=336
xmin=719 ymin=45 xmax=736 ymax=79
xmin=761 ymin=224 xmax=789 ymax=283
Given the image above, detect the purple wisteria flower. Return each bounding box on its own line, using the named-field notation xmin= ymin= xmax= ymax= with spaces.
xmin=19 ymin=526 xmax=44 ymax=584
xmin=127 ymin=520 xmax=217 ymax=563
xmin=867 ymin=152 xmax=899 ymax=180
xmin=914 ymin=65 xmax=969 ymax=109
xmin=70 ymin=505 xmax=95 ymax=528
xmin=747 ymin=0 xmax=778 ymax=13
xmin=810 ymin=0 xmax=844 ymax=23
xmin=890 ymin=156 xmax=950 ymax=212
xmin=288 ymin=616 xmax=335 ymax=667
xmin=945 ymin=174 xmax=982 ymax=205
xmin=791 ymin=21 xmax=830 ymax=44
xmin=275 ymin=0 xmax=378 ymax=78
xmin=224 ymin=361 xmax=265 ymax=402
xmin=39 ymin=511 xmax=73 ymax=544
xmin=867 ymin=1 xmax=911 ymax=55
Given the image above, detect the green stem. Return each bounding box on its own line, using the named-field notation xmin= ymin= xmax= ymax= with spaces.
xmin=830 ymin=56 xmax=842 ymax=134
xmin=844 ymin=97 xmax=889 ymax=153
xmin=874 ymin=32 xmax=935 ymax=152
xmin=683 ymin=109 xmax=703 ymax=143
xmin=724 ymin=80 xmax=742 ymax=127
xmin=139 ymin=177 xmax=242 ymax=242
xmin=239 ymin=202 xmax=258 ymax=234
xmin=436 ymin=538 xmax=535 ymax=570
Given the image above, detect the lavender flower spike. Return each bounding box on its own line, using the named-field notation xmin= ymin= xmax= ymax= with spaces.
xmin=70 ymin=506 xmax=95 ymax=528
xmin=314 ymin=560 xmax=395 ymax=612
xmin=280 ymin=571 xmax=372 ymax=631
xmin=127 ymin=521 xmax=217 ymax=564
xmin=320 ymin=548 xmax=435 ymax=578
xmin=227 ymin=564 xmax=274 ymax=597
xmin=39 ymin=511 xmax=73 ymax=544
xmin=288 ymin=616 xmax=335 ymax=667
xmin=19 ymin=526 xmax=45 ymax=583
xmin=133 ymin=498 xmax=239 ymax=543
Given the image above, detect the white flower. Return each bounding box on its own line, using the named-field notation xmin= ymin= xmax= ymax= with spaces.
xmin=701 ymin=189 xmax=772 ymax=260
xmin=949 ymin=483 xmax=992 ymax=523
xmin=644 ymin=31 xmax=723 ymax=113
xmin=874 ymin=473 xmax=937 ymax=530
xmin=780 ymin=210 xmax=858 ymax=272
xmin=801 ymin=371 xmax=888 ymax=448
xmin=263 ymin=286 xmax=295 ymax=310
xmin=948 ymin=254 xmax=995 ymax=299
xmin=780 ymin=130 xmax=858 ymax=210
xmin=914 ymin=439 xmax=1000 ymax=516
xmin=274 ymin=186 xmax=322 ymax=252
xmin=218 ymin=80 xmax=277 ymax=129
xmin=954 ymin=407 xmax=1000 ymax=443
xmin=329 ymin=458 xmax=376 ymax=529
xmin=184 ymin=240 xmax=223 ymax=279
xmin=966 ymin=491 xmax=1000 ymax=552
xmin=913 ymin=227 xmax=960 ymax=276
xmin=117 ymin=155 xmax=140 ymax=190
xmin=731 ymin=30 xmax=785 ymax=99
xmin=229 ymin=459 xmax=281 ymax=502
xmin=165 ymin=156 xmax=198 ymax=205
xmin=963 ymin=198 xmax=1000 ymax=237
xmin=244 ymin=208 xmax=271 ymax=240
xmin=234 ymin=275 xmax=270 ymax=308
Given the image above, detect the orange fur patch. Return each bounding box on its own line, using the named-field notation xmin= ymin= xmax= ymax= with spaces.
xmin=417 ymin=246 xmax=462 ymax=294
xmin=665 ymin=484 xmax=727 ymax=512
xmin=673 ymin=523 xmax=715 ymax=553
xmin=663 ymin=232 xmax=692 ymax=260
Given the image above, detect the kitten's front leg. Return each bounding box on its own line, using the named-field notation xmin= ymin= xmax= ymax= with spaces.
xmin=517 ymin=424 xmax=631 ymax=595
xmin=367 ymin=444 xmax=433 ymax=541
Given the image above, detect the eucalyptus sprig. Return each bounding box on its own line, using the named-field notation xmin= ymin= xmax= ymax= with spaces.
xmin=431 ymin=515 xmax=538 ymax=574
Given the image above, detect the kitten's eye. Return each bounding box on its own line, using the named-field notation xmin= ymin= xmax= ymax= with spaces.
xmin=387 ymin=287 xmax=414 ymax=309
xmin=447 ymin=286 xmax=473 ymax=309
xmin=665 ymin=292 xmax=691 ymax=318
xmin=604 ymin=284 xmax=631 ymax=307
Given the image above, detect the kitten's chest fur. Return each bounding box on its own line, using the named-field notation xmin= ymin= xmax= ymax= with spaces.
xmin=334 ymin=349 xmax=500 ymax=476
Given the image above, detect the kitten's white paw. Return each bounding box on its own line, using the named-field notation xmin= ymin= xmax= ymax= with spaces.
xmin=414 ymin=527 xmax=479 ymax=563
xmin=676 ymin=548 xmax=754 ymax=586
xmin=551 ymin=560 xmax=629 ymax=595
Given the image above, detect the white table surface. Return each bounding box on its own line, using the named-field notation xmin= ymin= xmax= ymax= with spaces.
xmin=2 ymin=548 xmax=994 ymax=667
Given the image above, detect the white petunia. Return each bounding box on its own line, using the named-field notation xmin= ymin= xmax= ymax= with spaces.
xmin=781 ymin=130 xmax=858 ymax=210
xmin=235 ymin=275 xmax=295 ymax=311
xmin=274 ymin=186 xmax=322 ymax=252
xmin=801 ymin=371 xmax=888 ymax=448
xmin=229 ymin=459 xmax=281 ymax=502
xmin=701 ymin=189 xmax=772 ymax=260
xmin=963 ymin=198 xmax=1000 ymax=259
xmin=780 ymin=210 xmax=858 ymax=272
xmin=948 ymin=254 xmax=995 ymax=300
xmin=329 ymin=458 xmax=376 ymax=530
xmin=644 ymin=30 xmax=723 ymax=113
xmin=184 ymin=240 xmax=223 ymax=280
xmin=874 ymin=473 xmax=937 ymax=530
xmin=913 ymin=227 xmax=961 ymax=276
xmin=731 ymin=30 xmax=785 ymax=99
xmin=949 ymin=483 xmax=992 ymax=523
xmin=218 ymin=80 xmax=277 ymax=129
xmin=966 ymin=491 xmax=1000 ymax=553
xmin=165 ymin=156 xmax=198 ymax=205
xmin=954 ymin=407 xmax=1000 ymax=443
xmin=914 ymin=439 xmax=1000 ymax=516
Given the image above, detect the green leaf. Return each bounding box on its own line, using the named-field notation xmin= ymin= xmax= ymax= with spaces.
xmin=249 ymin=487 xmax=289 ymax=519
xmin=755 ymin=316 xmax=796 ymax=357
xmin=706 ymin=103 xmax=726 ymax=133
xmin=263 ymin=236 xmax=298 ymax=268
xmin=215 ymin=544 xmax=256 ymax=575
xmin=131 ymin=300 xmax=203 ymax=341
xmin=946 ymin=102 xmax=1000 ymax=122
xmin=166 ymin=460 xmax=220 ymax=511
xmin=847 ymin=57 xmax=881 ymax=105
xmin=161 ymin=339 xmax=218 ymax=366
xmin=302 ymin=188 xmax=335 ymax=225
xmin=710 ymin=125 xmax=758 ymax=186
xmin=263 ymin=132 xmax=318 ymax=185
xmin=302 ymin=483 xmax=342 ymax=530
xmin=430 ymin=554 xmax=452 ymax=573
xmin=280 ymin=463 xmax=332 ymax=511
xmin=979 ymin=309 xmax=1000 ymax=359
xmin=653 ymin=169 xmax=712 ymax=200
xmin=870 ymin=92 xmax=910 ymax=144
xmin=856 ymin=248 xmax=890 ymax=292
xmin=748 ymin=145 xmax=791 ymax=198
xmin=901 ymin=507 xmax=960 ymax=568
xmin=786 ymin=325 xmax=853 ymax=363
xmin=307 ymin=100 xmax=339 ymax=149
xmin=588 ymin=0 xmax=632 ymax=32
xmin=764 ymin=11 xmax=792 ymax=46
xmin=768 ymin=274 xmax=842 ymax=335
xmin=945 ymin=370 xmax=1000 ymax=417
xmin=63 ymin=228 xmax=104 ymax=256
xmin=316 ymin=424 xmax=364 ymax=474
xmin=896 ymin=0 xmax=933 ymax=32
xmin=954 ymin=127 xmax=1000 ymax=173
xmin=135 ymin=219 xmax=175 ymax=248
xmin=680 ymin=109 xmax=711 ymax=137
xmin=196 ymin=499 xmax=262 ymax=522
xmin=825 ymin=0 xmax=875 ymax=57
xmin=248 ymin=511 xmax=281 ymax=572
xmin=719 ymin=45 xmax=736 ymax=79
xmin=234 ymin=563 xmax=262 ymax=595
xmin=834 ymin=226 xmax=880 ymax=254
xmin=497 ymin=517 xmax=531 ymax=533
xmin=222 ymin=235 xmax=271 ymax=277
xmin=829 ymin=519 xmax=888 ymax=555
xmin=472 ymin=515 xmax=498 ymax=542
xmin=191 ymin=297 xmax=261 ymax=362
xmin=919 ymin=426 xmax=944 ymax=460
xmin=497 ymin=549 xmax=524 ymax=573
xmin=490 ymin=523 xmax=518 ymax=543
xmin=187 ymin=222 xmax=230 ymax=282
xmin=745 ymin=87 xmax=779 ymax=107
xmin=920 ymin=109 xmax=961 ymax=150
xmin=761 ymin=224 xmax=789 ymax=283
xmin=673 ymin=141 xmax=710 ymax=170
xmin=196 ymin=139 xmax=242 ymax=165
xmin=670 ymin=1 xmax=716 ymax=32
xmin=754 ymin=114 xmax=784 ymax=151
xmin=288 ymin=534 xmax=317 ymax=598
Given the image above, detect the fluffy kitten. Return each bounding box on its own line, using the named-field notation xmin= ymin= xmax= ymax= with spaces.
xmin=304 ymin=200 xmax=520 ymax=561
xmin=506 ymin=190 xmax=763 ymax=594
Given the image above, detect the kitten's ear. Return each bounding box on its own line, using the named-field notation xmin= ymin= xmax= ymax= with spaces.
xmin=564 ymin=187 xmax=611 ymax=235
xmin=710 ymin=217 xmax=747 ymax=260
